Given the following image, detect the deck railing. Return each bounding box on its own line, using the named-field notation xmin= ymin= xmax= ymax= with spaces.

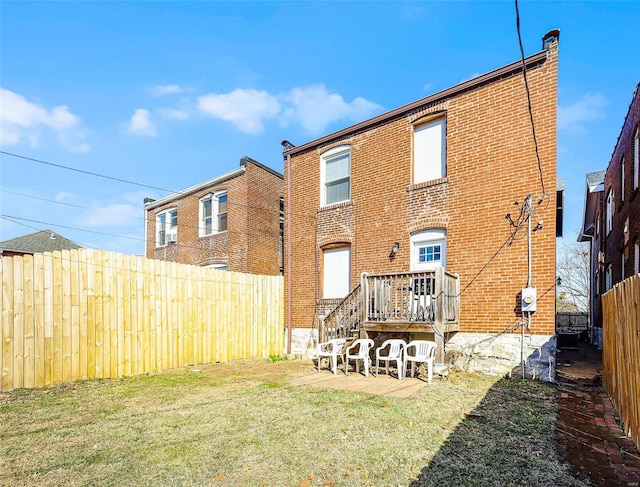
xmin=319 ymin=268 xmax=460 ymax=343
xmin=320 ymin=284 xmax=363 ymax=342
xmin=363 ymin=268 xmax=460 ymax=325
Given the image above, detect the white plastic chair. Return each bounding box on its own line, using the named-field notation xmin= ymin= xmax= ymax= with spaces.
xmin=375 ymin=339 xmax=407 ymax=380
xmin=404 ymin=340 xmax=437 ymax=384
xmin=316 ymin=338 xmax=347 ymax=375
xmin=344 ymin=338 xmax=375 ymax=377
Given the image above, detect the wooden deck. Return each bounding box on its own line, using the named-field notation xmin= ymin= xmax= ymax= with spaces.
xmin=363 ymin=321 xmax=460 ymax=334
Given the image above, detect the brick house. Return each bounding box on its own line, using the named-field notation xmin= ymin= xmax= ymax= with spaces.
xmin=144 ymin=157 xmax=283 ymax=275
xmin=580 ymin=84 xmax=640 ymax=346
xmin=283 ymin=31 xmax=560 ymax=375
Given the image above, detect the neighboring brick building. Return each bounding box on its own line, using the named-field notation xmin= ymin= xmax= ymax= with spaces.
xmin=578 ymin=170 xmax=606 ymax=343
xmin=283 ymin=31 xmax=560 ymax=375
xmin=144 ymin=157 xmax=283 ymax=275
xmin=580 ymin=84 xmax=640 ymax=344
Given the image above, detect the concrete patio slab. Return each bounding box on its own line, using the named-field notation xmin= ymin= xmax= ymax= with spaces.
xmin=290 ymin=370 xmax=431 ymax=398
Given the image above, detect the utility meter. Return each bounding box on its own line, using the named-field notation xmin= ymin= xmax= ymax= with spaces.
xmin=521 ymin=287 xmax=537 ymax=313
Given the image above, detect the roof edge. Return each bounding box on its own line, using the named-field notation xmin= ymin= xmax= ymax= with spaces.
xmin=283 ymin=50 xmax=549 ymax=157
xmin=144 ymin=166 xmax=246 ymax=210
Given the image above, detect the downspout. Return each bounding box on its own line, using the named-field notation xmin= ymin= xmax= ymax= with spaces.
xmin=285 ymin=151 xmax=293 ymax=354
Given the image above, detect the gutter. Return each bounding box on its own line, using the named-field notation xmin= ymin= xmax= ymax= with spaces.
xmin=285 ymin=151 xmax=293 ymax=354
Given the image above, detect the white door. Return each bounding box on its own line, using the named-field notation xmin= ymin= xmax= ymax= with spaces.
xmin=323 ymin=247 xmax=350 ymax=298
xmin=409 ymin=230 xmax=446 ymax=320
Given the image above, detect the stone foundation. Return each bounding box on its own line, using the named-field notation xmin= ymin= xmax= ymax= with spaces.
xmin=445 ymin=332 xmax=556 ymax=381
xmin=287 ymin=328 xmax=318 ymax=356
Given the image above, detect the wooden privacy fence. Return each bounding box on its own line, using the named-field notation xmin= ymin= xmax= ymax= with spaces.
xmin=1 ymin=249 xmax=284 ymax=392
xmin=602 ymin=274 xmax=639 ymax=448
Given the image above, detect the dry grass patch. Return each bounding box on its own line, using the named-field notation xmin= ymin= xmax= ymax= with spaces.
xmin=1 ymin=359 xmax=584 ymax=486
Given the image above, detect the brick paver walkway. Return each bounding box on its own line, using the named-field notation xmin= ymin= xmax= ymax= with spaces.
xmin=556 ymin=386 xmax=640 ymax=486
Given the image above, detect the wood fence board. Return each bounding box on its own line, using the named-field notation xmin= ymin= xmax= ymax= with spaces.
xmin=2 ymin=257 xmax=15 ymax=391
xmin=13 ymin=256 xmax=24 ymax=390
xmin=33 ymin=253 xmax=45 ymax=388
xmin=43 ymin=253 xmax=53 ymax=386
xmin=23 ymin=254 xmax=35 ymax=389
xmin=61 ymin=250 xmax=72 ymax=383
xmin=70 ymin=249 xmax=81 ymax=382
xmin=78 ymin=249 xmax=88 ymax=380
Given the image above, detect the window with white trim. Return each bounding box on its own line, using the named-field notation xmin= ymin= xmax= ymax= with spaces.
xmin=605 ymin=263 xmax=613 ymax=291
xmin=413 ymin=117 xmax=446 ymax=184
xmin=634 ymin=127 xmax=639 ymax=190
xmin=606 ymin=190 xmax=613 ymax=235
xmin=200 ymin=191 xmax=227 ymax=236
xmin=621 ymin=250 xmax=625 ymax=280
xmin=322 ymin=246 xmax=350 ymax=298
xmin=157 ymin=208 xmax=177 ymax=246
xmin=320 ymin=146 xmax=350 ymax=206
xmin=410 ymin=229 xmax=446 ymax=271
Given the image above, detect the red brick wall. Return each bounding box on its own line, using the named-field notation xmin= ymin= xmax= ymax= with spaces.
xmin=286 ymin=43 xmax=558 ymax=336
xmin=145 ymin=161 xmax=283 ymax=275
xmin=602 ymin=86 xmax=640 ymax=285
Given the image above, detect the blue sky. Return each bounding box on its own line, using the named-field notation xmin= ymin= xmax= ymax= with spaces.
xmin=1 ymin=1 xmax=638 ymax=255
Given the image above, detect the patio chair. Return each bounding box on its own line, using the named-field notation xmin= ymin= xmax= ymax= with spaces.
xmin=344 ymin=338 xmax=375 ymax=377
xmin=316 ymin=338 xmax=347 ymax=375
xmin=375 ymin=339 xmax=407 ymax=380
xmin=404 ymin=340 xmax=437 ymax=384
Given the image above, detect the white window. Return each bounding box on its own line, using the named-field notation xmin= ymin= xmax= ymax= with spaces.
xmin=606 ymin=190 xmax=613 ymax=235
xmin=410 ymin=229 xmax=446 ymax=271
xmin=156 ymin=208 xmax=177 ymax=246
xmin=320 ymin=146 xmax=350 ymax=206
xmin=621 ymin=156 xmax=625 ymax=202
xmin=322 ymin=246 xmax=350 ymax=298
xmin=635 ymin=242 xmax=639 ymax=275
xmin=200 ymin=191 xmax=227 ymax=236
xmin=605 ymin=264 xmax=612 ymax=291
xmin=634 ymin=127 xmax=639 ymax=190
xmin=413 ymin=117 xmax=446 ymax=184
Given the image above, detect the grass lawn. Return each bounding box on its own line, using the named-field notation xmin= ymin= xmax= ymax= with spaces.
xmin=1 ymin=359 xmax=588 ymax=486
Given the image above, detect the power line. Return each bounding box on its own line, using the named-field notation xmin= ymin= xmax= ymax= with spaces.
xmin=514 ymin=0 xmax=547 ymax=205
xmin=0 ymin=150 xmax=316 ymax=223
xmin=0 ymin=150 xmax=177 ymax=194
xmin=0 ymin=215 xmax=101 ymax=250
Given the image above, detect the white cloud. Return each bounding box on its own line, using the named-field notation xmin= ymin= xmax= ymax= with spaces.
xmin=282 ymin=84 xmax=382 ymax=134
xmin=75 ymin=202 xmax=140 ymax=228
xmin=158 ymin=108 xmax=188 ymax=120
xmin=0 ymin=88 xmax=90 ymax=152
xmin=151 ymin=84 xmax=183 ymax=96
xmin=197 ymin=89 xmax=280 ymax=134
xmin=422 ymin=82 xmax=433 ymax=92
xmin=54 ymin=191 xmax=75 ymax=202
xmin=127 ymin=109 xmax=156 ymax=137
xmin=558 ymin=92 xmax=607 ymax=131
